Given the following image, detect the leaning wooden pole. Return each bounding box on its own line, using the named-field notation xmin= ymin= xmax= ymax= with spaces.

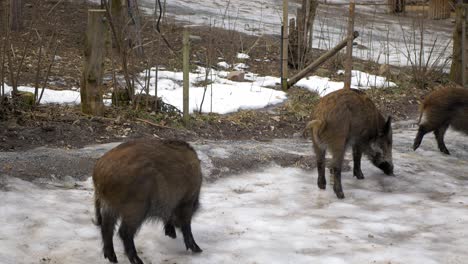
xmin=287 ymin=31 xmax=359 ymax=88
xmin=344 ymin=0 xmax=356 ymax=90
xmin=81 ymin=9 xmax=108 ymax=116
xmin=183 ymin=28 xmax=190 ymax=125
xmin=281 ymin=0 xmax=289 ymax=91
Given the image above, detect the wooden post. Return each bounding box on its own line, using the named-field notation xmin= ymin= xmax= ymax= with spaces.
xmin=9 ymin=0 xmax=22 ymax=31
xmin=428 ymin=0 xmax=450 ymax=20
xmin=81 ymin=9 xmax=108 ymax=116
xmin=183 ymin=28 xmax=190 ymax=125
xmin=344 ymin=0 xmax=355 ymax=90
xmin=281 ymin=0 xmax=289 ymax=91
xmin=110 ymin=0 xmax=123 ymax=45
xmin=462 ymin=4 xmax=467 ymax=88
xmin=450 ymin=4 xmax=467 ymax=86
xmin=287 ymin=31 xmax=359 ymax=88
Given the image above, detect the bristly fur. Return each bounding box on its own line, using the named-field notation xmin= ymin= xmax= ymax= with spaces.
xmin=93 ymin=138 xmax=203 ymax=264
xmin=413 ymin=86 xmax=468 ymax=155
xmin=307 ymin=89 xmax=393 ymax=199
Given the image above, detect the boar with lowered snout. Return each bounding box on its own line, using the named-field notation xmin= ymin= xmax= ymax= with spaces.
xmin=306 ymin=89 xmax=394 ymax=199
xmin=93 ymin=139 xmax=203 ymax=264
xmin=413 ymin=86 xmax=468 ymax=155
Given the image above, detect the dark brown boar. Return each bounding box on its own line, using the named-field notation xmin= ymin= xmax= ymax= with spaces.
xmin=93 ymin=138 xmax=203 ymax=264
xmin=413 ymin=86 xmax=468 ymax=155
xmin=306 ymin=89 xmax=393 ymax=199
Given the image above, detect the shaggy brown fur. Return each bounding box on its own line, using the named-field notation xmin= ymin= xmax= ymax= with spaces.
xmin=413 ymin=86 xmax=468 ymax=154
xmin=307 ymin=89 xmax=393 ymax=199
xmin=93 ymin=139 xmax=203 ymax=264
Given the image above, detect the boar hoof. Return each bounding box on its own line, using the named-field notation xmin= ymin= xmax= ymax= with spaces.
xmin=439 ymin=147 xmax=450 ymax=155
xmin=164 ymin=223 xmax=177 ymax=239
xmin=129 ymin=255 xmax=144 ymax=264
xmin=317 ymin=178 xmax=327 ymax=190
xmin=104 ymin=250 xmax=118 ymax=263
xmin=333 ymin=186 xmax=345 ymax=199
xmin=185 ymin=239 xmax=203 ymax=253
xmin=353 ymin=170 xmax=365 ymax=180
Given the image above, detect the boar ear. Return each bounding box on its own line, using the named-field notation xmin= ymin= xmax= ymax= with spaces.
xmin=383 ymin=116 xmax=392 ymax=135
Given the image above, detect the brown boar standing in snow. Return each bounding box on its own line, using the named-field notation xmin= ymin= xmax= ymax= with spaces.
xmin=306 ymin=89 xmax=394 ymax=199
xmin=93 ymin=139 xmax=203 ymax=264
xmin=413 ymin=86 xmax=468 ymax=154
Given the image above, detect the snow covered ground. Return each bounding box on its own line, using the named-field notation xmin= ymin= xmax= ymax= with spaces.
xmin=1 ymin=67 xmax=395 ymax=113
xmin=120 ymin=0 xmax=452 ymax=68
xmin=1 ymin=123 xmax=468 ymax=264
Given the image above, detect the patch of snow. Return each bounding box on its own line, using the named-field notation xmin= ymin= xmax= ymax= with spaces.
xmin=3 ymin=85 xmax=81 ymax=104
xmin=237 ymin=53 xmax=250 ymax=60
xmin=296 ymin=70 xmax=396 ymax=96
xmin=138 ymin=66 xmax=286 ymax=114
xmin=1 ymin=126 xmax=468 ymax=263
xmin=233 ymin=63 xmax=249 ymax=71
xmin=217 ymin=61 xmax=231 ymax=69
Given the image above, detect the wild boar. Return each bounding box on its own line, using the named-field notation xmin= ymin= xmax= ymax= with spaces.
xmin=93 ymin=138 xmax=203 ymax=264
xmin=413 ymin=86 xmax=468 ymax=155
xmin=306 ymin=89 xmax=393 ymax=199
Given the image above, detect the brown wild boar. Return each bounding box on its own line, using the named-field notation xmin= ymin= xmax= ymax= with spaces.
xmin=413 ymin=86 xmax=468 ymax=154
xmin=306 ymin=89 xmax=393 ymax=199
xmin=93 ymin=139 xmax=203 ymax=264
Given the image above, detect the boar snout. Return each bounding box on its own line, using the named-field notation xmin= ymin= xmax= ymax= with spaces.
xmin=378 ymin=161 xmax=394 ymax=176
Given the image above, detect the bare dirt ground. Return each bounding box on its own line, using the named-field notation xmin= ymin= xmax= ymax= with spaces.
xmin=0 ymin=0 xmax=458 ymax=153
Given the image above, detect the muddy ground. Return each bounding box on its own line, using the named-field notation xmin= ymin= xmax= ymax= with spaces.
xmin=0 ymin=0 xmax=457 ymax=154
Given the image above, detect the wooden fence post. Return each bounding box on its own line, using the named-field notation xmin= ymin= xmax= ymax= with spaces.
xmin=281 ymin=0 xmax=289 ymax=91
xmin=183 ymin=28 xmax=190 ymax=125
xmin=344 ymin=0 xmax=355 ymax=90
xmin=81 ymin=9 xmax=108 ymax=116
xmin=450 ymin=4 xmax=468 ymax=86
xmin=428 ymin=0 xmax=451 ymax=20
xmin=462 ymin=4 xmax=467 ymax=88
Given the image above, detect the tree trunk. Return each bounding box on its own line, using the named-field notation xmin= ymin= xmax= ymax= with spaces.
xmin=428 ymin=0 xmax=451 ymax=20
xmin=387 ymin=0 xmax=405 ymax=13
xmin=9 ymin=0 xmax=22 ymax=31
xmin=450 ymin=4 xmax=467 ymax=86
xmin=81 ymin=10 xmax=109 ymax=116
xmin=288 ymin=0 xmax=318 ymax=70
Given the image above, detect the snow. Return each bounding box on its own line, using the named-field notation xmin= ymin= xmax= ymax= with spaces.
xmin=137 ymin=66 xmax=285 ymax=114
xmin=2 ymin=85 xmax=81 ymax=104
xmin=0 ymin=68 xmax=395 ymax=111
xmin=1 ymin=124 xmax=468 ymax=263
xmin=1 ymin=66 xmax=395 ymax=112
xmin=217 ymin=61 xmax=231 ymax=69
xmin=125 ymin=0 xmax=452 ymax=69
xmin=237 ymin=53 xmax=250 ymax=60
xmin=296 ymin=70 xmax=396 ymax=96
xmin=233 ymin=63 xmax=249 ymax=71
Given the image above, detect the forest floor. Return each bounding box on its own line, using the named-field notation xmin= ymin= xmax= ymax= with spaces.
xmin=0 ymin=0 xmax=459 ymax=152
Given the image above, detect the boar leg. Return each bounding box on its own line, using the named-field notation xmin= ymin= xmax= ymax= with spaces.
xmin=352 ymin=146 xmax=364 ymax=180
xmin=176 ymin=202 xmax=202 ymax=253
xmin=434 ymin=123 xmax=450 ymax=155
xmin=101 ymin=211 xmax=118 ymax=263
xmin=164 ymin=221 xmax=177 ymax=239
xmin=413 ymin=126 xmax=429 ymax=151
xmin=312 ymin=142 xmax=327 ymax=190
xmin=94 ymin=196 xmax=102 ymax=226
xmin=119 ymin=218 xmax=144 ymax=264
xmin=330 ymin=142 xmax=346 ymax=199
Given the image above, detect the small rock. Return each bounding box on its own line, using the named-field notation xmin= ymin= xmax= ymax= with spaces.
xmin=227 ymin=71 xmax=245 ymax=82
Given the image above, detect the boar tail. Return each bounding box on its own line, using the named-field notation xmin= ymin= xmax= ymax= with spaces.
xmin=417 ymin=103 xmax=426 ymax=125
xmin=303 ymin=120 xmax=324 ymax=139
